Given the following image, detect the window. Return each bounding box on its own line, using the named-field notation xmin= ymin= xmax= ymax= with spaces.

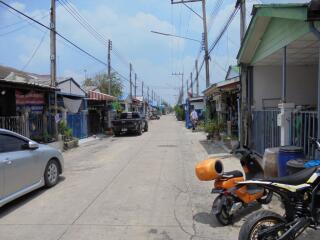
xmin=0 ymin=134 xmax=27 ymax=153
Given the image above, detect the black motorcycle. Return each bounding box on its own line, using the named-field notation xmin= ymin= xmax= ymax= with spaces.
xmin=238 ymin=139 xmax=320 ymax=240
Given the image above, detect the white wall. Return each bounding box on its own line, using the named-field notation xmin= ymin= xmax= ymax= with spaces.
xmin=59 ymin=80 xmax=86 ymax=97
xmin=253 ymin=65 xmax=317 ymax=110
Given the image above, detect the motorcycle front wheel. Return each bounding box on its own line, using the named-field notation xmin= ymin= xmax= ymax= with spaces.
xmin=216 ymin=206 xmax=232 ymax=225
xmin=212 ymin=194 xmax=233 ymax=225
xmin=239 ymin=210 xmax=288 ymax=240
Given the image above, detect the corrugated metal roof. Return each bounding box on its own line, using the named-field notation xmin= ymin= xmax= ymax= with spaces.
xmin=0 ymin=65 xmax=53 ymax=89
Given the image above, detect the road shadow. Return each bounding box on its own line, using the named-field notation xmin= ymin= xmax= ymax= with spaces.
xmin=113 ymin=132 xmax=145 ymax=138
xmin=0 ymin=176 xmax=65 ymax=218
xmin=199 ymin=140 xmax=227 ymax=155
xmin=193 ymin=203 xmax=261 ymax=228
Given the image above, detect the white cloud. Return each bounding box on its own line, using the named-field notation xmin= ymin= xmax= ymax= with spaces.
xmin=10 ymin=2 xmax=25 ymax=11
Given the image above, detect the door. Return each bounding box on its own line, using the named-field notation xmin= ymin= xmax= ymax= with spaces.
xmin=0 ymin=134 xmax=38 ymax=197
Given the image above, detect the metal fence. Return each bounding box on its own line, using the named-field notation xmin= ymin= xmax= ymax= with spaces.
xmin=290 ymin=111 xmax=317 ymax=159
xmin=0 ymin=116 xmax=29 ymax=137
xmin=251 ymin=110 xmax=281 ymax=155
xmin=0 ymin=114 xmax=51 ymax=140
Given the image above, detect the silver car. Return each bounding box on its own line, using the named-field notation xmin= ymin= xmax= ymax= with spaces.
xmin=0 ymin=129 xmax=64 ymax=207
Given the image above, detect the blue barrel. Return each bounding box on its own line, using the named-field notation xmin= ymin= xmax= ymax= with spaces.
xmin=278 ymin=146 xmax=305 ymax=177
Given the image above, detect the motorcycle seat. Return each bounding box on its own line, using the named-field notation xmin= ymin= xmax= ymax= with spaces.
xmin=266 ymin=167 xmax=317 ymax=185
xmin=222 ymin=170 xmax=243 ymax=178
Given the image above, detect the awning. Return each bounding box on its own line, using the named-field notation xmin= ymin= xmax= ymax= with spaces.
xmin=87 ymin=90 xmax=117 ymax=101
xmin=63 ymin=97 xmax=82 ymax=113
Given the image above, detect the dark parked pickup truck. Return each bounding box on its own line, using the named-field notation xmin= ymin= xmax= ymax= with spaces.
xmin=112 ymin=112 xmax=148 ymax=136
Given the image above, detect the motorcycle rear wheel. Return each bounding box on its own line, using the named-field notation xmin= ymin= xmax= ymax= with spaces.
xmin=238 ymin=210 xmax=288 ymax=240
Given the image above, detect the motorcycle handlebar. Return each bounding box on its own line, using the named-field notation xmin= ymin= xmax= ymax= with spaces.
xmin=309 ymin=137 xmax=320 ymax=151
xmin=231 ymin=148 xmax=251 ymax=156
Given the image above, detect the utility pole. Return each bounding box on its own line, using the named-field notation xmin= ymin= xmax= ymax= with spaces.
xmin=195 ymin=60 xmax=199 ymax=97
xmin=142 ymin=81 xmax=144 ymax=97
xmin=129 ymin=63 xmax=132 ymax=99
xmin=134 ymin=73 xmax=137 ymax=98
xmin=236 ymin=0 xmax=246 ymax=146
xmin=147 ymin=87 xmax=150 ymax=103
xmin=190 ymin=72 xmax=193 ymax=97
xmin=84 ymin=69 xmax=87 ymax=81
xmin=187 ymin=78 xmax=189 ymax=97
xmin=171 ymin=0 xmax=210 ymax=88
xmin=201 ymin=0 xmax=210 ymax=88
xmin=172 ymin=72 xmax=184 ymax=101
xmin=108 ymin=39 xmax=112 ymax=95
xmin=237 ymin=0 xmax=246 ymax=41
xmin=50 ymin=0 xmax=57 ymax=138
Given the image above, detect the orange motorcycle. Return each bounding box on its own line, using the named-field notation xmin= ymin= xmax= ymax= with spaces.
xmin=195 ymin=148 xmax=272 ymax=225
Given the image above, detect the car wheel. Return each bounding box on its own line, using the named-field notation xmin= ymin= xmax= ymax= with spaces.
xmin=137 ymin=125 xmax=142 ymax=135
xmin=114 ymin=131 xmax=120 ymax=137
xmin=44 ymin=159 xmax=59 ymax=188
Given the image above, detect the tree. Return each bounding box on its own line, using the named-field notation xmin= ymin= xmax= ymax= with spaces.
xmin=83 ymin=72 xmax=123 ymax=97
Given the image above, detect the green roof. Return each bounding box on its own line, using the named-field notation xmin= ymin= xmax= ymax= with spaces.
xmin=238 ymin=3 xmax=311 ymax=64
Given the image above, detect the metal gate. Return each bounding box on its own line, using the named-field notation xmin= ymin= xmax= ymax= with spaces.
xmin=67 ymin=113 xmax=88 ymax=139
xmin=251 ymin=110 xmax=280 ymax=154
xmin=290 ymin=111 xmax=317 ymax=159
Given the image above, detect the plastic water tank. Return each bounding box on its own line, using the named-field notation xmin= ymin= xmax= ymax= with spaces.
xmin=278 ymin=146 xmax=305 ymax=177
xmin=286 ymin=159 xmax=306 ymax=175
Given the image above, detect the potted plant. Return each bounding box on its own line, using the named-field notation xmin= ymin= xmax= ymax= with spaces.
xmin=58 ymin=120 xmax=79 ymax=150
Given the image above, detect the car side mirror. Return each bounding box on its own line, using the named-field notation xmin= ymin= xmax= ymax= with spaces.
xmin=28 ymin=141 xmax=39 ymax=150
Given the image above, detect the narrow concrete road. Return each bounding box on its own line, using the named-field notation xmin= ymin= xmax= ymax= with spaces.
xmin=2 ymin=115 xmax=315 ymax=240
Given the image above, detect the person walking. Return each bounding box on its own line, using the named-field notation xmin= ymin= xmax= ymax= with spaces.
xmin=190 ymin=108 xmax=198 ymax=131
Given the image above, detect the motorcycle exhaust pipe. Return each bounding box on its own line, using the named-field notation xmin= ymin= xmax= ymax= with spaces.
xmin=195 ymin=158 xmax=224 ymax=181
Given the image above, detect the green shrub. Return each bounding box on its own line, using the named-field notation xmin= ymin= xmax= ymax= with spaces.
xmin=58 ymin=120 xmax=74 ymax=141
xmin=174 ymin=105 xmax=185 ymax=121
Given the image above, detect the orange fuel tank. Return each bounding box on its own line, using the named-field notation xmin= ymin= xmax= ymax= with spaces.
xmin=195 ymin=158 xmax=224 ymax=181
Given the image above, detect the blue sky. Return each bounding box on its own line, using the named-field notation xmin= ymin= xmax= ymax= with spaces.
xmin=0 ymin=0 xmax=308 ymax=104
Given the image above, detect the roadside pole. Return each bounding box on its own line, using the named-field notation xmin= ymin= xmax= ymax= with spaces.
xmin=195 ymin=60 xmax=199 ymax=96
xmin=172 ymin=72 xmax=184 ymax=102
xmin=50 ymin=0 xmax=58 ymax=139
xmin=201 ymin=0 xmax=210 ymax=88
xmin=190 ymin=72 xmax=193 ymax=97
xmin=171 ymin=0 xmax=210 ymax=88
xmin=108 ymin=40 xmax=112 ymax=95
xmin=134 ymin=73 xmax=137 ymax=98
xmin=130 ymin=63 xmax=132 ymax=100
xmin=107 ymin=39 xmax=112 ymax=129
xmin=142 ymin=81 xmax=144 ymax=97
xmin=237 ymin=0 xmax=246 ymax=146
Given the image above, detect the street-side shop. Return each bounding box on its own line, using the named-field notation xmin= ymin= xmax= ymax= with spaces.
xmin=0 ymin=65 xmax=56 ymax=140
xmin=203 ymin=66 xmax=240 ymax=136
xmin=86 ymin=89 xmax=116 ymax=135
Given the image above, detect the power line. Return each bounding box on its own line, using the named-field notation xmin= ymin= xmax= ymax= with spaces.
xmin=0 ymin=0 xmax=108 ymax=66
xmin=0 ymin=13 xmax=49 ymax=36
xmin=21 ymin=30 xmax=48 ymax=71
xmin=57 ymin=0 xmax=130 ymax=68
xmin=208 ymin=6 xmax=239 ymax=54
xmin=0 ymin=9 xmax=48 ymax=29
xmin=207 ymin=0 xmax=223 ymax=33
xmin=58 ymin=0 xmax=149 ymax=91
